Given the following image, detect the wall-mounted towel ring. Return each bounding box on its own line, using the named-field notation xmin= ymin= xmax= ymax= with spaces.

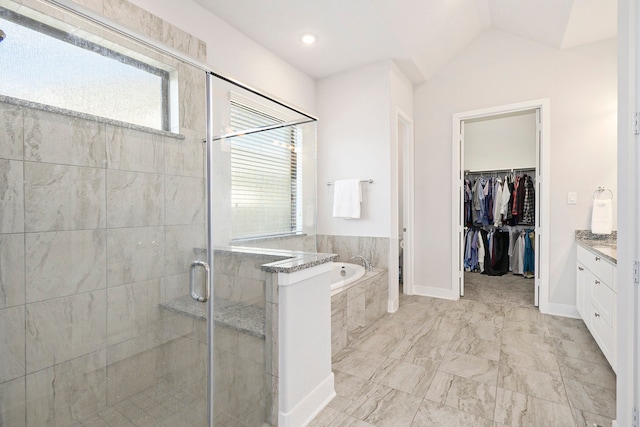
xmin=593 ymin=186 xmax=614 ymax=200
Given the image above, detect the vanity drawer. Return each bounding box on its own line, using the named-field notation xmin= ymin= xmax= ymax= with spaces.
xmin=577 ymin=245 xmax=614 ymax=287
xmin=589 ymin=302 xmax=615 ymax=371
xmin=590 ymin=274 xmax=614 ymax=325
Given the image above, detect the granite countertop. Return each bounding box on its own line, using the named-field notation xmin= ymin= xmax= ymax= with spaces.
xmin=193 ymin=246 xmax=338 ymax=274
xmin=159 ymin=296 xmax=265 ymax=338
xmin=575 ymin=230 xmax=617 ymax=264
xmin=261 ymin=252 xmax=338 ymax=273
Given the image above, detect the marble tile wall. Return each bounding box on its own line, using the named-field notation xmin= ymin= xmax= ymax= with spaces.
xmin=237 ymin=234 xmax=317 ymax=252
xmin=0 ymin=88 xmax=207 ymax=425
xmin=317 ymin=235 xmax=390 ymax=269
xmin=68 ymin=0 xmax=207 ymax=63
xmin=331 ymin=269 xmax=389 ymax=356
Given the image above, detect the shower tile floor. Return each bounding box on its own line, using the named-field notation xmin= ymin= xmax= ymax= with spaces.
xmin=76 ymin=383 xmax=207 ymax=427
xmin=310 ymin=273 xmax=616 ymax=427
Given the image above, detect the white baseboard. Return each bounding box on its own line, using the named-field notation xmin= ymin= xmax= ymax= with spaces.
xmin=541 ymin=302 xmax=580 ymax=319
xmin=413 ymin=285 xmax=459 ymax=300
xmin=279 ymin=373 xmax=335 ymax=427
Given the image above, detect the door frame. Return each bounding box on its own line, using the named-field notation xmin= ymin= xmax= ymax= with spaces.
xmin=451 ymin=99 xmax=550 ymax=312
xmin=617 ymin=0 xmax=639 ymax=424
xmin=390 ymin=108 xmax=415 ymax=311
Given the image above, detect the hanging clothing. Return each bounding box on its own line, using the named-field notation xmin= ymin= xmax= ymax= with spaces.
xmin=516 ymin=175 xmax=526 ymax=221
xmin=477 ymin=230 xmax=486 ymax=273
xmin=523 ymin=231 xmax=535 ymax=278
xmin=471 ymin=179 xmax=481 ymax=225
xmin=464 ymin=179 xmax=473 ymax=226
xmin=511 ymin=231 xmax=525 ymax=275
xmin=493 ymin=178 xmax=502 ymax=227
xmin=482 ymin=231 xmax=510 ymax=276
xmin=522 ymin=176 xmax=535 ymax=224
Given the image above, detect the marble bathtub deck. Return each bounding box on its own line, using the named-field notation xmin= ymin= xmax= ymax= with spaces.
xmin=310 ymin=275 xmax=616 ymax=427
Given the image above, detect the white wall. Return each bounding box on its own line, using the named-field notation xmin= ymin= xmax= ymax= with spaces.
xmin=316 ymin=60 xmax=413 ymax=239
xmin=128 ymin=0 xmax=316 ymax=114
xmin=414 ymin=30 xmax=617 ymax=309
xmin=316 ymin=61 xmax=392 ymax=237
xmin=464 ymin=110 xmax=537 ymax=171
xmin=316 ymin=60 xmax=412 ymax=311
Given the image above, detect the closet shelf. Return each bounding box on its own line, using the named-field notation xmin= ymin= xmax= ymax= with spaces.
xmin=464 ymin=167 xmax=536 ymax=175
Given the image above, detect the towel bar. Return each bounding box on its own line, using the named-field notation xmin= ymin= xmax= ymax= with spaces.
xmin=327 ymin=179 xmax=373 ymax=186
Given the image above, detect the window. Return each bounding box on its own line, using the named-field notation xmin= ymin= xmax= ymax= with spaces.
xmin=0 ymin=7 xmax=169 ymax=130
xmin=230 ymin=98 xmax=301 ymax=240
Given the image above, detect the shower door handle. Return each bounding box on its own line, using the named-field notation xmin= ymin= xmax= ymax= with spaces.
xmin=189 ymin=260 xmax=210 ymax=303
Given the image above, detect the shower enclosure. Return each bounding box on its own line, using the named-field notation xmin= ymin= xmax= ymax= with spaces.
xmin=0 ymin=0 xmax=317 ymax=426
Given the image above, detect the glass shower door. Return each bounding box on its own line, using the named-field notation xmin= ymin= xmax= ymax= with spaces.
xmin=0 ymin=1 xmax=210 ymax=425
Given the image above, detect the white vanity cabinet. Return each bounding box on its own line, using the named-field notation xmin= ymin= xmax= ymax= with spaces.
xmin=576 ymin=244 xmax=617 ymax=372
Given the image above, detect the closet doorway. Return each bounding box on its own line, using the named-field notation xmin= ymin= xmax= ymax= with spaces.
xmin=451 ymin=100 xmax=550 ymax=312
xmin=394 ymin=109 xmax=414 ymax=305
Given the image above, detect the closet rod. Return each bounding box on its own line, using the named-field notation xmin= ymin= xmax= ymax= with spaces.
xmin=464 ymin=167 xmax=536 ymax=175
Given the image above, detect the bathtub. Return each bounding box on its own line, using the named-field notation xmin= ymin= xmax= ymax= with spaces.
xmin=330 ymin=262 xmax=366 ymax=291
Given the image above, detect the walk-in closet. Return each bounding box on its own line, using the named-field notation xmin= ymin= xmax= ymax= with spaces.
xmin=459 ymin=108 xmax=541 ymax=308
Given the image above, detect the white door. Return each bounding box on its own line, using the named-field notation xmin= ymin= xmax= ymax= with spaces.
xmin=459 ymin=120 xmax=465 ymax=297
xmin=397 ymin=112 xmax=414 ymax=296
xmin=534 ymin=108 xmax=541 ymax=307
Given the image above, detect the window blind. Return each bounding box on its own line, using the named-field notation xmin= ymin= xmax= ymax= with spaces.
xmin=230 ymin=99 xmax=299 ymax=239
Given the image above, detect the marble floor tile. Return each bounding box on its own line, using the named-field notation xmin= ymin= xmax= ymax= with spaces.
xmin=357 ymin=317 xmax=419 ymax=340
xmin=463 ymin=309 xmax=504 ymax=323
xmin=313 ymin=282 xmax=616 ymax=427
xmin=307 ymin=406 xmax=345 ymax=426
xmin=501 ymin=330 xmax=555 ymax=354
xmin=552 ymin=337 xmax=609 ymax=366
xmin=503 ymin=305 xmax=546 ymax=322
xmin=345 ymin=381 xmax=422 ymax=427
xmin=410 ymin=400 xmax=493 ymax=427
xmin=389 ymin=319 xmax=457 ymax=365
xmin=547 ymin=323 xmax=594 ymax=344
xmin=96 ymin=406 xmax=136 ymax=427
xmin=500 ymin=344 xmax=561 ymax=378
xmin=439 ymin=352 xmax=499 ymax=385
xmin=328 ymin=371 xmax=367 ymax=412
xmin=0 ymin=377 xmax=25 ymax=427
xmin=447 ymin=330 xmax=501 ymax=361
xmin=332 ymin=348 xmax=387 ymax=380
xmin=389 ymin=336 xmax=450 ymax=368
xmin=545 ymin=314 xmax=588 ymax=331
xmin=461 ymin=299 xmax=509 ymax=317
xmin=563 ymin=378 xmax=616 ymax=419
xmin=558 ymin=356 xmax=616 ymax=390
xmin=493 ymin=387 xmax=574 ymax=427
xmin=112 ymin=399 xmax=155 ymax=426
xmin=571 ymin=407 xmax=614 ymax=427
xmin=82 ymin=415 xmax=111 ymax=427
xmin=497 ymin=363 xmax=568 ymax=405
xmin=370 ymin=357 xmax=436 ymax=397
xmin=502 ymin=319 xmax=549 ymax=337
xmin=309 ymin=406 xmax=376 ymax=427
xmin=425 ymin=371 xmax=497 ymax=420
xmin=350 ymin=332 xmax=402 ymax=357
xmin=460 ymin=317 xmax=504 ymax=342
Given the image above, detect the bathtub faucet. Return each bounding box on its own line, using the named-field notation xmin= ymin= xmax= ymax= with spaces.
xmin=350 ymin=255 xmax=373 ymax=272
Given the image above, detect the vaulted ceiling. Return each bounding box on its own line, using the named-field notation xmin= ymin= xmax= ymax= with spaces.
xmin=193 ymin=0 xmax=616 ymax=84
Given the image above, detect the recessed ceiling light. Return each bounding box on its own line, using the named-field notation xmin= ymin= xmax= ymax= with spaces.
xmin=301 ymin=34 xmax=317 ymax=45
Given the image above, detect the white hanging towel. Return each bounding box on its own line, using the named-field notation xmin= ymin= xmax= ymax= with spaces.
xmin=591 ymin=199 xmax=613 ymax=235
xmin=332 ymin=179 xmax=362 ymax=219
